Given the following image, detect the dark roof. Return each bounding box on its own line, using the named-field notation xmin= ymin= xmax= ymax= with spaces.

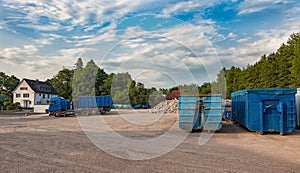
xmin=23 ymin=78 xmax=58 ymax=95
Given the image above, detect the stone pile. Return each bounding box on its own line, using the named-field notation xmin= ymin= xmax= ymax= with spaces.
xmin=150 ymin=99 xmax=178 ymax=114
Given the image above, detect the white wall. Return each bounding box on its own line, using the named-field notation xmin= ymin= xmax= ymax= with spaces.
xmin=13 ymin=81 xmax=35 ymax=108
xmin=33 ymin=105 xmax=49 ymax=113
xmin=34 ymin=93 xmax=58 ymax=105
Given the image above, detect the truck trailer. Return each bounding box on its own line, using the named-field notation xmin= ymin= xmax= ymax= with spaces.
xmin=46 ymin=96 xmax=112 ymax=117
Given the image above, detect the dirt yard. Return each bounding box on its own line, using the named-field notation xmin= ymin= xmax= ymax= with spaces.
xmin=0 ymin=110 xmax=300 ymax=173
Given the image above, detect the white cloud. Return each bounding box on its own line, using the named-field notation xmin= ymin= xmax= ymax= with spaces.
xmin=2 ymin=0 xmax=153 ymax=27
xmin=226 ymin=32 xmax=237 ymax=39
xmin=74 ymin=22 xmax=118 ymax=47
xmin=17 ymin=22 xmax=60 ymax=31
xmin=0 ymin=21 xmax=17 ymax=33
xmin=35 ymin=39 xmax=52 ymax=45
xmin=97 ymin=23 xmax=223 ymax=86
xmin=238 ymin=0 xmax=287 ymax=15
xmin=237 ymin=37 xmax=250 ymax=43
xmin=0 ymin=45 xmax=38 ymax=62
xmin=216 ymin=28 xmax=294 ymax=68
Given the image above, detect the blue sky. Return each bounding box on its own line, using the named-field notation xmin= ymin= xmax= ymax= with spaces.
xmin=0 ymin=0 xmax=299 ymax=88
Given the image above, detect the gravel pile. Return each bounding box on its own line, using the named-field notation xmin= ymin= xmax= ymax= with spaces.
xmin=150 ymin=99 xmax=178 ymax=114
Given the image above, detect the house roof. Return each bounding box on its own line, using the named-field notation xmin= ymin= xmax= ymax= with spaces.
xmin=22 ymin=78 xmax=58 ymax=95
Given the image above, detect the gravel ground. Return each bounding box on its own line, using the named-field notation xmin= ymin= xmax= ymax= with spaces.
xmin=0 ymin=110 xmax=300 ymax=173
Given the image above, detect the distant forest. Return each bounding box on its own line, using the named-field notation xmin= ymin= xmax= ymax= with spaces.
xmin=1 ymin=32 xmax=299 ymax=106
xmin=216 ymin=32 xmax=300 ymax=98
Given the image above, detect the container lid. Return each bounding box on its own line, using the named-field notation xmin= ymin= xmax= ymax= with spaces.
xmin=231 ymin=88 xmax=297 ymax=97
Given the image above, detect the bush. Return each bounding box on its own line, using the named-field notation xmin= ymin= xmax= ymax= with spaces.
xmin=2 ymin=101 xmax=20 ymax=110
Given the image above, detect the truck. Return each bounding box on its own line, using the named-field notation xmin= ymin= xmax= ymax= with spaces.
xmin=46 ymin=96 xmax=112 ymax=117
xmin=46 ymin=97 xmax=73 ymax=117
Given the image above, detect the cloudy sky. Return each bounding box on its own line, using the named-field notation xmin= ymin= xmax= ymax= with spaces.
xmin=0 ymin=0 xmax=299 ymax=88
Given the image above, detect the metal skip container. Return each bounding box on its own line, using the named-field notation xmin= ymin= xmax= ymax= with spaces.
xmin=231 ymin=88 xmax=297 ymax=135
xmin=178 ymin=94 xmax=222 ymax=132
xmin=296 ymin=88 xmax=300 ymax=128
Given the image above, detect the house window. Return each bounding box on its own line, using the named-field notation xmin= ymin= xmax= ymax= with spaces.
xmin=16 ymin=93 xmax=21 ymax=98
xmin=43 ymin=94 xmax=45 ymax=99
xmin=20 ymin=87 xmax=28 ymax=90
xmin=47 ymin=94 xmax=49 ymax=98
xmin=39 ymin=94 xmax=41 ymax=96
xmin=23 ymin=93 xmax=29 ymax=98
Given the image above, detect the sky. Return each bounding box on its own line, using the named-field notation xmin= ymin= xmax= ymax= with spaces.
xmin=0 ymin=0 xmax=299 ymax=88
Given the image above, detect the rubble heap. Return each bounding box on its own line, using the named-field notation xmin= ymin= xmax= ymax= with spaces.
xmin=150 ymin=99 xmax=178 ymax=114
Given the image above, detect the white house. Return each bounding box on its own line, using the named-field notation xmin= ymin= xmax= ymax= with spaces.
xmin=12 ymin=79 xmax=58 ymax=112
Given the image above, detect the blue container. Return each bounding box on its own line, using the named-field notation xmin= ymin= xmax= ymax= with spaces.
xmin=178 ymin=95 xmax=201 ymax=131
xmin=178 ymin=94 xmax=222 ymax=132
xmin=231 ymin=88 xmax=297 ymax=135
xmin=133 ymin=105 xmax=141 ymax=109
xmin=76 ymin=96 xmax=112 ymax=108
xmin=200 ymin=95 xmax=222 ymax=131
xmin=296 ymin=89 xmax=300 ymax=128
xmin=222 ymin=104 xmax=232 ymax=120
xmin=142 ymin=105 xmax=149 ymax=109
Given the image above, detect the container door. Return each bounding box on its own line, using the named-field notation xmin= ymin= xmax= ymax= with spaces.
xmin=262 ymin=100 xmax=282 ymax=132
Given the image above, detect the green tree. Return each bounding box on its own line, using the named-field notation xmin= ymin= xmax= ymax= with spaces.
xmin=217 ymin=32 xmax=300 ymax=96
xmin=0 ymin=72 xmax=20 ymax=102
xmin=211 ymin=67 xmax=227 ymax=98
xmin=72 ymin=59 xmax=106 ymax=97
xmin=99 ymin=73 xmax=115 ymax=95
xmin=198 ymin=82 xmax=211 ymax=94
xmin=110 ymin=72 xmax=132 ymax=104
xmin=49 ymin=68 xmax=74 ymax=100
xmin=74 ymin=57 xmax=83 ymax=70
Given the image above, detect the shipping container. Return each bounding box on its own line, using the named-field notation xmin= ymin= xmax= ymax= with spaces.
xmin=178 ymin=94 xmax=222 ymax=132
xmin=231 ymin=88 xmax=297 ymax=135
xmin=296 ymin=88 xmax=300 ymax=128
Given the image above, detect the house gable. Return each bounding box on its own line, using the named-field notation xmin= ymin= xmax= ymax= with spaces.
xmin=12 ymin=78 xmax=58 ymax=108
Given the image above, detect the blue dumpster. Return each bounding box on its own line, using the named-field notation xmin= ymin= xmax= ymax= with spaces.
xmin=231 ymin=88 xmax=297 ymax=135
xmin=178 ymin=94 xmax=222 ymax=132
xmin=296 ymin=89 xmax=300 ymax=128
xmin=222 ymin=103 xmax=232 ymax=120
xmin=178 ymin=95 xmax=201 ymax=131
xmin=201 ymin=95 xmax=223 ymax=131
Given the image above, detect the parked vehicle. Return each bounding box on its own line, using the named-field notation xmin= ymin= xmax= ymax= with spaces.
xmin=46 ymin=97 xmax=74 ymax=117
xmin=231 ymin=88 xmax=297 ymax=135
xmin=46 ymin=96 xmax=112 ymax=117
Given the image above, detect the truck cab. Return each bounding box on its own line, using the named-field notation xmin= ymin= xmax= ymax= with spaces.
xmin=46 ymin=97 xmax=71 ymax=117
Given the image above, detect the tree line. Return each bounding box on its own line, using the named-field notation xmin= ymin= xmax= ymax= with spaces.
xmin=49 ymin=58 xmax=212 ymax=106
xmin=214 ymin=32 xmax=300 ymax=98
